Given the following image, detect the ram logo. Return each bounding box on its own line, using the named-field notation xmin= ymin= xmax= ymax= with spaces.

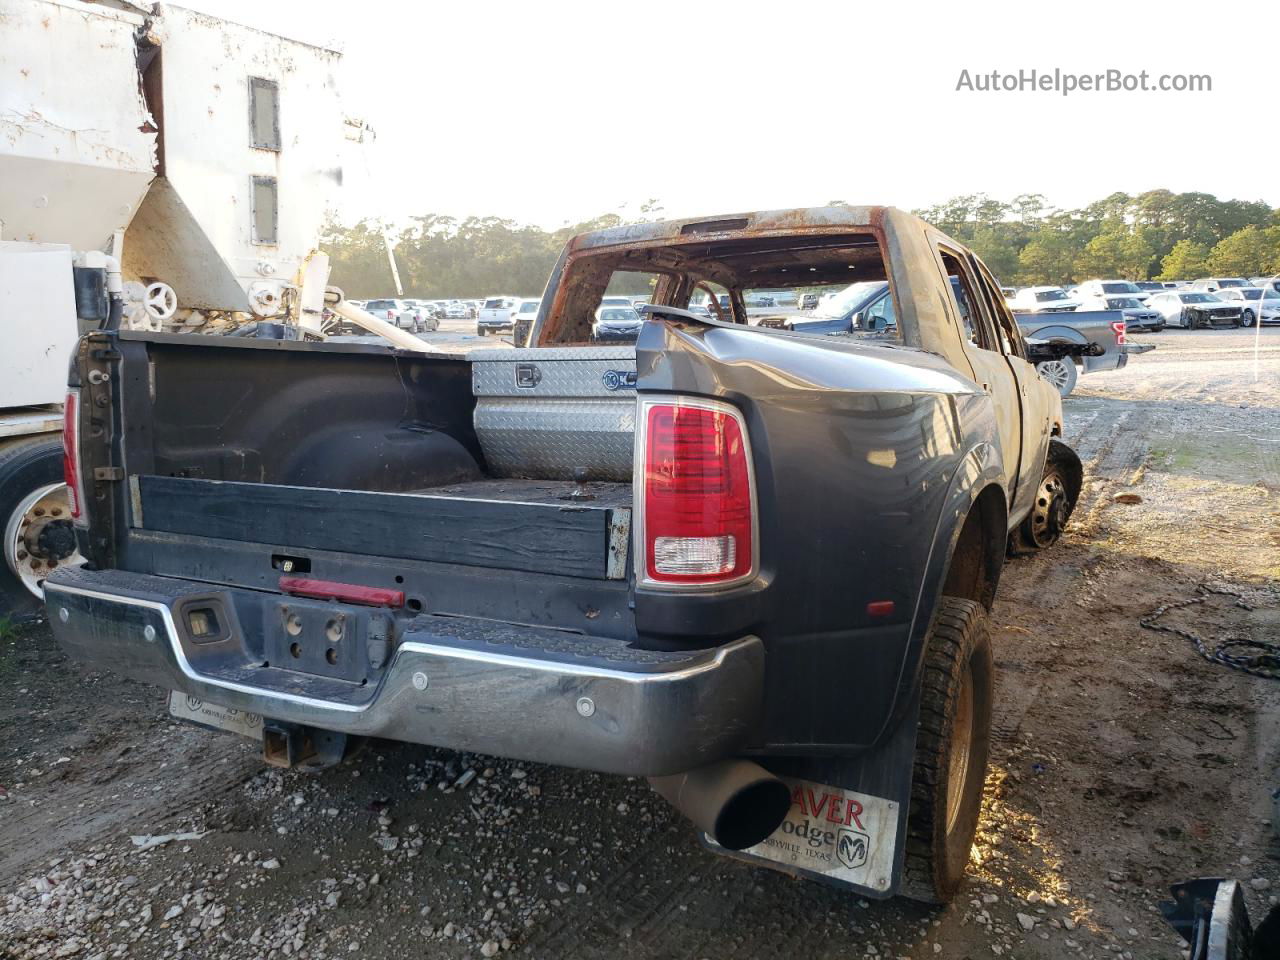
xmin=602 ymin=369 xmax=637 ymax=391
xmin=837 ymin=829 xmax=870 ymax=870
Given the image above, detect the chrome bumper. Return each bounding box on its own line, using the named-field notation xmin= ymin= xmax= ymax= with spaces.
xmin=44 ymin=569 xmax=764 ymax=777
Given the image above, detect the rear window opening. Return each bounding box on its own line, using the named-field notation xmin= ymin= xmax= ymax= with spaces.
xmin=536 ymin=231 xmax=890 ymax=345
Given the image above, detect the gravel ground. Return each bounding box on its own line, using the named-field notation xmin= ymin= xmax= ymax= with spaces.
xmin=2 ymin=327 xmax=1277 ymax=960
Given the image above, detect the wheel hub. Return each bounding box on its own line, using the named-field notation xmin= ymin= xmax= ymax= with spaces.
xmin=1038 ymin=360 xmax=1070 ymax=390
xmin=30 ymin=516 xmax=78 ymax=560
xmin=1030 ymin=475 xmax=1066 ymax=547
xmin=4 ymin=482 xmax=83 ymax=599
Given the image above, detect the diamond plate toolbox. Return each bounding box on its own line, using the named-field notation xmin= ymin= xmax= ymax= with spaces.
xmin=469 ymin=347 xmax=637 ymax=481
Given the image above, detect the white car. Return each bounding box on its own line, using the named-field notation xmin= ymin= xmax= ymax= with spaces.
xmin=444 ymin=301 xmax=469 ymax=320
xmin=1072 ymin=279 xmax=1151 ymax=303
xmin=404 ymin=300 xmax=441 ymax=331
xmin=1146 ymin=291 xmax=1243 ymax=329
xmin=599 ymin=295 xmax=637 ymax=309
xmin=477 ymin=295 xmax=520 ymax=335
xmin=1190 ymin=277 xmax=1249 ymax=293
xmin=364 ymin=298 xmax=425 ymax=332
xmin=1007 ymin=286 xmax=1081 ymax=313
xmin=1210 ymin=287 xmax=1280 ymax=327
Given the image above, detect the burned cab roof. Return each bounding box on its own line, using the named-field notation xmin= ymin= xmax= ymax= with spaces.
xmin=567 ymin=205 xmax=892 ymax=252
xmin=564 ymin=207 xmax=902 ymax=289
xmin=537 ymin=206 xmax=932 ymax=345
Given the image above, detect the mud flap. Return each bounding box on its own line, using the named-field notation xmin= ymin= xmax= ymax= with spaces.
xmin=1160 ymin=877 xmax=1278 ymax=960
xmin=702 ymin=691 xmax=920 ymax=899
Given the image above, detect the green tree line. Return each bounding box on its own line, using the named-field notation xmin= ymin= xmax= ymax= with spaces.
xmin=913 ymin=190 xmax=1280 ymax=286
xmin=323 ymin=204 xmax=664 ymax=300
xmin=323 ymin=190 xmax=1280 ymax=298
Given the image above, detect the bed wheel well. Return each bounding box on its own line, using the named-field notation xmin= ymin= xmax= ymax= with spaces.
xmin=941 ymin=484 xmax=1006 ymax=611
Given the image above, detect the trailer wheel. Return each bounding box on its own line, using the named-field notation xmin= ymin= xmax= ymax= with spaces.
xmin=1 ymin=438 xmax=81 ymax=621
xmin=901 ymin=596 xmax=993 ymax=904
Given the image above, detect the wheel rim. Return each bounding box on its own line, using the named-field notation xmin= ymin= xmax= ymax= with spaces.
xmin=945 ymin=662 xmax=975 ymax=835
xmin=1037 ymin=360 xmax=1071 ymax=392
xmin=4 ymin=482 xmax=83 ymax=599
xmin=1029 ymin=473 xmax=1067 ymax=547
xmin=1243 ymin=311 xmax=1255 ymax=327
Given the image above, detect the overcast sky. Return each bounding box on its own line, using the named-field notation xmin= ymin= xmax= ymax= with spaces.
xmin=186 ymin=0 xmax=1279 ymax=229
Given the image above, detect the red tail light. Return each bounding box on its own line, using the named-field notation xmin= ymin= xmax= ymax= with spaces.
xmin=638 ymin=398 xmax=756 ymax=586
xmin=62 ymin=390 xmax=84 ymax=523
xmin=1111 ymin=320 xmax=1126 ymax=346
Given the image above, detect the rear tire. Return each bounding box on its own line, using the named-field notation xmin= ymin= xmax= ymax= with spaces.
xmin=901 ymin=596 xmax=994 ymax=904
xmin=0 ymin=438 xmax=72 ymax=621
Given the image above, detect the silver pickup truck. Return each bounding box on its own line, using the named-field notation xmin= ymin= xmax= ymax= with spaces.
xmin=1015 ymin=311 xmax=1131 ymax=397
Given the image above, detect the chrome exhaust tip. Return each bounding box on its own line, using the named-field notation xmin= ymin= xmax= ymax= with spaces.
xmin=649 ymin=759 xmax=791 ymax=851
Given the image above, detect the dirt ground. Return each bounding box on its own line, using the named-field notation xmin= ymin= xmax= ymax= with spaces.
xmin=2 ymin=328 xmax=1278 ymax=960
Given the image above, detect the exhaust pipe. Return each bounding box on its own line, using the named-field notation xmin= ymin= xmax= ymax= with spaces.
xmin=649 ymin=759 xmax=791 ymax=851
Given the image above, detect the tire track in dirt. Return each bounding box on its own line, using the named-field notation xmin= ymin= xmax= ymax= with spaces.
xmin=0 ymin=718 xmax=259 ymax=879
xmin=990 ymin=399 xmax=1155 ymax=747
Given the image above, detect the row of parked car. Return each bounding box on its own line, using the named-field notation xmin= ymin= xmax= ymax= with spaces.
xmin=1003 ymin=276 xmax=1280 ymax=330
xmin=351 ymin=297 xmax=485 ymax=332
xmin=475 ymin=294 xmax=655 ymax=341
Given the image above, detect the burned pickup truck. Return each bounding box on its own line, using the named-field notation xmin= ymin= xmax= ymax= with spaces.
xmin=48 ymin=206 xmax=1082 ymax=904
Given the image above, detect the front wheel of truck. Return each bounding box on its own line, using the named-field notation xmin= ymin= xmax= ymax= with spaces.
xmin=1009 ymin=441 xmax=1081 ymax=556
xmin=901 ymin=596 xmax=993 ymax=904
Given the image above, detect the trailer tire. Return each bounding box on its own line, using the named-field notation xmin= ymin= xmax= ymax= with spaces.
xmin=0 ymin=437 xmax=69 ymax=621
xmin=900 ymin=596 xmax=993 ymax=904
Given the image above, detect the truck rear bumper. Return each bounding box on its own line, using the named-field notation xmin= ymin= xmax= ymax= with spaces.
xmin=44 ymin=568 xmax=764 ymax=777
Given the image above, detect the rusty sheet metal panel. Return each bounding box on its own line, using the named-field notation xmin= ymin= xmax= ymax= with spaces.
xmin=470 ymin=347 xmax=636 ymax=481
